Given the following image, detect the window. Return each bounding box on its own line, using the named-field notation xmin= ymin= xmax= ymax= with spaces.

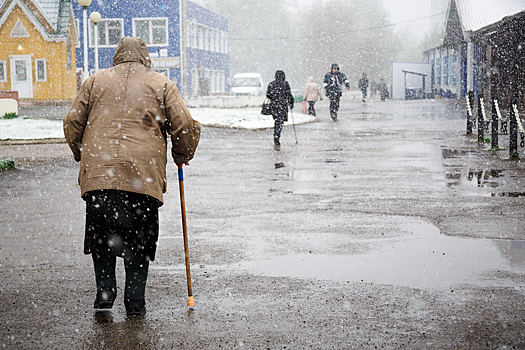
xmin=0 ymin=61 xmax=6 ymax=82
xmin=204 ymin=27 xmax=209 ymax=51
xmin=35 ymin=59 xmax=47 ymax=82
xmin=75 ymin=19 xmax=80 ymax=48
xmin=215 ymin=29 xmax=220 ymax=52
xmin=67 ymin=37 xmax=72 ymax=70
xmin=198 ymin=25 xmax=204 ymax=49
xmin=451 ymin=54 xmax=457 ymax=86
xmin=209 ymin=29 xmax=215 ymax=52
xmin=435 ymin=57 xmax=441 ymax=86
xmin=90 ymin=19 xmax=123 ymax=47
xmin=134 ymin=18 xmax=168 ymax=46
xmin=191 ymin=23 xmax=197 ymax=48
xmin=187 ymin=22 xmax=191 ymax=47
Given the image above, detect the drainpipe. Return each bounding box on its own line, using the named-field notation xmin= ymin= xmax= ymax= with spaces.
xmin=180 ymin=0 xmax=187 ymax=97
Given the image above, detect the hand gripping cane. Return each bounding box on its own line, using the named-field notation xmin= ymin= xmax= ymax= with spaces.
xmin=178 ymin=164 xmax=195 ymax=307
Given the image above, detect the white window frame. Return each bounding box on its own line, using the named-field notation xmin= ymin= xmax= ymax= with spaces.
xmin=35 ymin=59 xmax=47 ymax=82
xmin=0 ymin=60 xmax=7 ymax=82
xmin=198 ymin=25 xmax=204 ymax=50
xmin=220 ymin=31 xmax=225 ymax=54
xmin=209 ymin=28 xmax=215 ymax=52
xmin=215 ymin=29 xmax=220 ymax=52
xmin=90 ymin=18 xmax=124 ymax=48
xmin=192 ymin=23 xmax=197 ymax=48
xmin=186 ymin=22 xmax=191 ymax=48
xmin=204 ymin=27 xmax=209 ymax=51
xmin=133 ymin=17 xmax=169 ymax=47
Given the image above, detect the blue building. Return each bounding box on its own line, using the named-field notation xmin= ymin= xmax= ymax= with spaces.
xmin=424 ymin=0 xmax=525 ymax=104
xmin=72 ymin=0 xmax=229 ymax=95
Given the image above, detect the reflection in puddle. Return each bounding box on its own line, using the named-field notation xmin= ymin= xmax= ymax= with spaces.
xmin=239 ymin=223 xmax=525 ymax=290
xmin=491 ymin=192 xmax=525 ymax=197
xmin=445 ymin=169 xmax=504 ymax=188
xmin=442 ymin=148 xmax=477 ymax=159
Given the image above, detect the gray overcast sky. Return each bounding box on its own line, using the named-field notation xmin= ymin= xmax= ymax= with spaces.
xmin=290 ymin=0 xmax=448 ymax=40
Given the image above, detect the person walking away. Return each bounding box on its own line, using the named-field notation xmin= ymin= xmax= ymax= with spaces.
xmin=378 ymin=78 xmax=389 ymax=101
xmin=267 ymin=70 xmax=294 ymax=150
xmin=324 ymin=63 xmax=350 ymax=121
xmin=359 ymin=73 xmax=369 ymax=102
xmin=304 ymin=76 xmax=323 ymax=116
xmin=63 ymin=37 xmax=201 ymax=315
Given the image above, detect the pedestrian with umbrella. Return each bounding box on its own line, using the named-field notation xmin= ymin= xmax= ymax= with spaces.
xmin=63 ymin=37 xmax=201 ymax=315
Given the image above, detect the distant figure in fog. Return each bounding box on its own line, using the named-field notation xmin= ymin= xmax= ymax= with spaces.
xmin=63 ymin=37 xmax=201 ymax=316
xmin=324 ymin=63 xmax=350 ymax=121
xmin=304 ymin=76 xmax=323 ymax=116
xmin=266 ymin=70 xmax=294 ymax=150
xmin=378 ymin=78 xmax=389 ymax=101
xmin=358 ymin=73 xmax=369 ymax=102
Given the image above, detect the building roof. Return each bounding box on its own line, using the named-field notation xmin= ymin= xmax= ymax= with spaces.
xmin=0 ymin=0 xmax=72 ymax=40
xmin=455 ymin=0 xmax=525 ymax=32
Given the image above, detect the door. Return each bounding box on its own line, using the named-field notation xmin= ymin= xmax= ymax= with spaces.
xmin=10 ymin=55 xmax=33 ymax=99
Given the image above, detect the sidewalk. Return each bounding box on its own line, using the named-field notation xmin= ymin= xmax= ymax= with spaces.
xmin=1 ymin=98 xmax=524 ymax=349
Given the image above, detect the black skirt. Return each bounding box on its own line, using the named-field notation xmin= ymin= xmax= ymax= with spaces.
xmin=83 ymin=189 xmax=161 ymax=262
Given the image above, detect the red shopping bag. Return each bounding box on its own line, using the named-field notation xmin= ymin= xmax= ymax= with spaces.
xmin=302 ymin=101 xmax=307 ymax=114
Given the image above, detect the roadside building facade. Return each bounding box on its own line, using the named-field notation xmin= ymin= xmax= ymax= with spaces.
xmin=424 ymin=0 xmax=525 ymax=106
xmin=72 ymin=0 xmax=229 ymax=96
xmin=0 ymin=0 xmax=77 ymax=100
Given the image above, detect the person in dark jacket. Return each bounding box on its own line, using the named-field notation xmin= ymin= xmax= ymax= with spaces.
xmin=266 ymin=70 xmax=294 ymax=149
xmin=64 ymin=37 xmax=201 ymax=315
xmin=378 ymin=78 xmax=389 ymax=101
xmin=358 ymin=73 xmax=369 ymax=102
xmin=324 ymin=63 xmax=350 ymax=121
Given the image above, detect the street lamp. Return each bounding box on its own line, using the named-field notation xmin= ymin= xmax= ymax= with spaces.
xmin=78 ymin=0 xmax=92 ymax=81
xmin=90 ymin=12 xmax=101 ymax=73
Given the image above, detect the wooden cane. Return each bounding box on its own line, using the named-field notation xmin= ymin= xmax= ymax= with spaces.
xmin=178 ymin=164 xmax=194 ymax=307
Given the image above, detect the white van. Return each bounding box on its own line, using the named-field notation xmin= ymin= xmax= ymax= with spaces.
xmin=230 ymin=73 xmax=264 ymax=96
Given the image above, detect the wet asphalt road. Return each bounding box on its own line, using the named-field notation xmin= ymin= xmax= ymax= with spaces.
xmin=1 ymin=98 xmax=525 ymax=349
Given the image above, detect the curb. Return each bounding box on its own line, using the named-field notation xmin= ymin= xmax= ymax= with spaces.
xmin=0 ymin=138 xmax=66 ymax=146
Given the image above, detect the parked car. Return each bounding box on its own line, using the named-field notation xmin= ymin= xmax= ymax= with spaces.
xmin=230 ymin=73 xmax=264 ymax=96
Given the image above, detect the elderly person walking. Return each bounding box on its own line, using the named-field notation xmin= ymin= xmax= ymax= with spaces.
xmin=63 ymin=37 xmax=201 ymax=315
xmin=304 ymin=76 xmax=323 ymax=116
xmin=266 ymin=70 xmax=294 ymax=150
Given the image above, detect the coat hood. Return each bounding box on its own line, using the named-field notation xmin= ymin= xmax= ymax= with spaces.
xmin=275 ymin=70 xmax=286 ymax=81
xmin=307 ymin=76 xmax=314 ymax=83
xmin=113 ymin=37 xmax=151 ymax=68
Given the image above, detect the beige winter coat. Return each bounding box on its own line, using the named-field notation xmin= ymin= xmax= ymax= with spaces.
xmin=304 ymin=76 xmax=323 ymax=102
xmin=63 ymin=37 xmax=200 ymax=203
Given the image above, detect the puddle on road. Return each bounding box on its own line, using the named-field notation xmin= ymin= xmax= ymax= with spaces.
xmin=239 ymin=223 xmax=525 ymax=290
xmin=445 ymin=169 xmax=504 ymax=188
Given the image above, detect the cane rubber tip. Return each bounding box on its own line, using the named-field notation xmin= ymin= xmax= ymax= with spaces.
xmin=187 ymin=296 xmax=195 ymax=307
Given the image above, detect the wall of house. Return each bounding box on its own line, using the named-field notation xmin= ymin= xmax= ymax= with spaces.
xmin=0 ymin=5 xmax=76 ymax=100
xmin=72 ymin=0 xmax=229 ymax=95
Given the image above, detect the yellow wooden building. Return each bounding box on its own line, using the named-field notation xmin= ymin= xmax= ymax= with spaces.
xmin=0 ymin=0 xmax=77 ymax=100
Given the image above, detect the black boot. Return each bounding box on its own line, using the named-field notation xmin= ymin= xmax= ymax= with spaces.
xmin=125 ymin=299 xmax=146 ymax=315
xmin=94 ymin=290 xmax=116 ymax=309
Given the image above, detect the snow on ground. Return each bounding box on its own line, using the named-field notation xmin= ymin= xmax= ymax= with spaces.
xmin=0 ymin=108 xmax=315 ymax=140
